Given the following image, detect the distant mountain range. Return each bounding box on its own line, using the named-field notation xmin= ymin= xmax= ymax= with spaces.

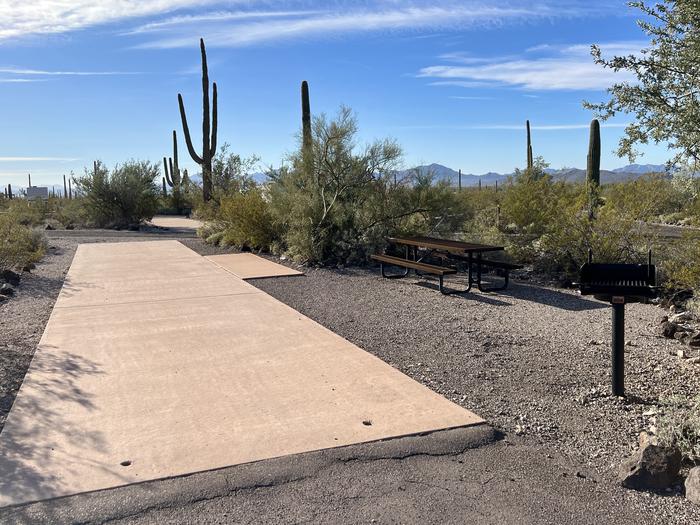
xmin=401 ymin=163 xmax=670 ymax=187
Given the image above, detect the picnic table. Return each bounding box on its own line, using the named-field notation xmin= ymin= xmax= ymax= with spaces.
xmin=371 ymin=236 xmax=520 ymax=294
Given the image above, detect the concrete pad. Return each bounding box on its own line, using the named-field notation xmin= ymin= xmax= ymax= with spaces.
xmin=0 ymin=240 xmax=483 ymax=507
xmin=206 ymin=253 xmax=303 ymax=279
xmin=148 ymin=216 xmax=203 ymax=230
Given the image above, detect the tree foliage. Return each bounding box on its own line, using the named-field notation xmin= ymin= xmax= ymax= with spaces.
xmin=74 ymin=160 xmax=161 ymax=228
xmin=266 ymin=107 xmax=465 ymax=264
xmin=585 ymin=1 xmax=700 ymax=164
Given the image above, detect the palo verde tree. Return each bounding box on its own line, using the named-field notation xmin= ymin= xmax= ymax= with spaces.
xmin=179 ymin=38 xmax=218 ymax=202
xmin=585 ymin=1 xmax=700 ymax=165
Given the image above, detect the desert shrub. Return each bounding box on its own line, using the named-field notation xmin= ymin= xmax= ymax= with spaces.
xmin=4 ymin=199 xmax=46 ymax=226
xmin=216 ymin=189 xmax=276 ymax=250
xmin=500 ymin=159 xmax=562 ymax=237
xmin=74 ymin=160 xmax=161 ymax=228
xmin=0 ymin=213 xmax=46 ymax=272
xmin=662 ymin=231 xmax=700 ymax=292
xmin=266 ymin=107 xmax=467 ymax=264
xmin=657 ymin=396 xmax=700 ymax=462
xmin=54 ymin=198 xmax=89 ymax=228
xmin=603 ymin=173 xmax=685 ymax=222
xmin=537 ymin=202 xmax=653 ymax=277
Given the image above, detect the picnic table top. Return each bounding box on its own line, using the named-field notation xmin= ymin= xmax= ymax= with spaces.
xmin=388 ymin=236 xmax=504 ymax=254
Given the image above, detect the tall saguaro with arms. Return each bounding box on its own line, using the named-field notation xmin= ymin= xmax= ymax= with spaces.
xmin=178 ymin=38 xmax=217 ymax=202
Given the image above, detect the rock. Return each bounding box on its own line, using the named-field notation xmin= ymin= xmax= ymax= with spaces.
xmin=658 ymin=315 xmax=669 ymax=325
xmin=686 ymin=467 xmax=700 ymax=505
xmin=0 ymin=283 xmax=15 ymax=297
xmin=618 ymin=443 xmax=682 ymax=490
xmin=674 ymin=331 xmax=690 ymax=343
xmin=44 ymin=223 xmax=54 ymax=230
xmin=670 ymin=311 xmax=695 ymax=323
xmin=670 ymin=289 xmax=694 ymax=307
xmin=677 ymin=348 xmax=688 ymax=359
xmin=1 ymin=270 xmax=20 ymax=286
xmin=687 ymin=332 xmax=700 ymax=348
xmin=658 ymin=321 xmax=678 ymax=338
xmin=639 ymin=431 xmax=659 ymax=447
xmin=22 ymin=262 xmax=35 ymax=272
xmin=0 ymin=294 xmax=7 ymax=303
xmin=65 ymin=224 xmax=75 ymax=230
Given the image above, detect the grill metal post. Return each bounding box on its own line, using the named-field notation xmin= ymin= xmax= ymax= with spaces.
xmin=611 ymin=301 xmax=625 ymax=396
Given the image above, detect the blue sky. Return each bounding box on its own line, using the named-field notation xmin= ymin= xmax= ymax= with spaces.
xmin=0 ymin=0 xmax=671 ymax=187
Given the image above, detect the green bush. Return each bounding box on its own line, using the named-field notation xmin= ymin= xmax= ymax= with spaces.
xmin=54 ymin=198 xmax=89 ymax=228
xmin=0 ymin=213 xmax=46 ymax=272
xmin=603 ymin=173 xmax=686 ymax=222
xmin=216 ymin=189 xmax=276 ymax=250
xmin=74 ymin=160 xmax=161 ymax=228
xmin=4 ymin=200 xmax=46 ymax=227
xmin=537 ymin=203 xmax=653 ymax=277
xmin=657 ymin=396 xmax=700 ymax=462
xmin=662 ymin=231 xmax=700 ymax=291
xmin=266 ymin=107 xmax=468 ymax=264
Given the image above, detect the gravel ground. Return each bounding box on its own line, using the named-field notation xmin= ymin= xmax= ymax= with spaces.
xmin=251 ymin=266 xmax=700 ymax=522
xmin=2 ymin=231 xmax=700 ymax=523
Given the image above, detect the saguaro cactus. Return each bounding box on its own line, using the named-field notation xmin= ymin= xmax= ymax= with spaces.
xmin=301 ymin=81 xmax=312 ymax=151
xmin=163 ymin=130 xmax=182 ymax=189
xmin=587 ymin=119 xmax=601 ymax=218
xmin=63 ymin=174 xmax=68 ymax=199
xmin=7 ymin=184 xmax=12 ymax=199
xmin=526 ymin=120 xmax=533 ymax=171
xmin=68 ymin=178 xmax=72 ymax=200
xmin=178 ymin=38 xmax=217 ymax=202
xmin=27 ymin=173 xmax=31 ymax=188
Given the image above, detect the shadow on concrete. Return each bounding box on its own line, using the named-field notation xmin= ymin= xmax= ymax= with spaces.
xmin=0 ymin=347 xmax=110 ymax=507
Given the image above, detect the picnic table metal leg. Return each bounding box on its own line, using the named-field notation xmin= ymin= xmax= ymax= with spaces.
xmin=476 ymin=254 xmax=511 ymax=292
xmin=380 ymin=261 xmax=409 ymax=279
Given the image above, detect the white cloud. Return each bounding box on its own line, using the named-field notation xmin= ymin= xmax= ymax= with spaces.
xmin=0 ymin=1 xmax=614 ymax=48
xmin=137 ymin=5 xmax=567 ymax=49
xmin=0 ymin=157 xmax=79 ymax=161
xmin=0 ymin=78 xmax=46 ymax=83
xmin=0 ymin=67 xmax=139 ymax=76
xmin=126 ymin=10 xmax=323 ymax=34
xmin=419 ymin=41 xmax=643 ymax=91
xmin=0 ymin=0 xmax=221 ymax=40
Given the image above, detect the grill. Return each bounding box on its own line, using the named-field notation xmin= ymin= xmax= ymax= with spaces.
xmin=578 ymin=250 xmax=658 ymax=397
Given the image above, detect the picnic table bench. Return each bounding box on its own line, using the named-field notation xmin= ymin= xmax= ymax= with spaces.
xmin=371 ymin=236 xmax=521 ymax=294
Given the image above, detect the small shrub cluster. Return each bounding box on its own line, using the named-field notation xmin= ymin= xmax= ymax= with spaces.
xmin=657 ymin=396 xmax=700 ymax=462
xmin=0 ymin=213 xmax=46 ymax=272
xmin=74 ymin=160 xmax=161 ymax=228
xmin=202 ymin=108 xmax=468 ymax=264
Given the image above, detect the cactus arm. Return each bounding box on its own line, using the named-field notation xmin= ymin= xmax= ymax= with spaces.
xmin=210 ymin=82 xmax=217 ymax=157
xmin=201 ymin=38 xmax=210 ymax=164
xmin=586 ymin=119 xmax=602 ymax=219
xmin=301 ymin=81 xmax=312 ymax=150
xmin=526 ymin=120 xmax=533 ymax=170
xmin=163 ymin=157 xmax=174 ymax=186
xmin=178 ymin=93 xmax=204 ymax=165
xmin=169 ymin=157 xmax=175 ymax=185
xmin=172 ymin=130 xmax=179 ymax=173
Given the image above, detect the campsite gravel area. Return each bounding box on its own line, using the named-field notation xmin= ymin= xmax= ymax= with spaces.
xmin=252 ymin=266 xmax=700 ymax=523
xmin=2 ymin=231 xmax=700 ymax=523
